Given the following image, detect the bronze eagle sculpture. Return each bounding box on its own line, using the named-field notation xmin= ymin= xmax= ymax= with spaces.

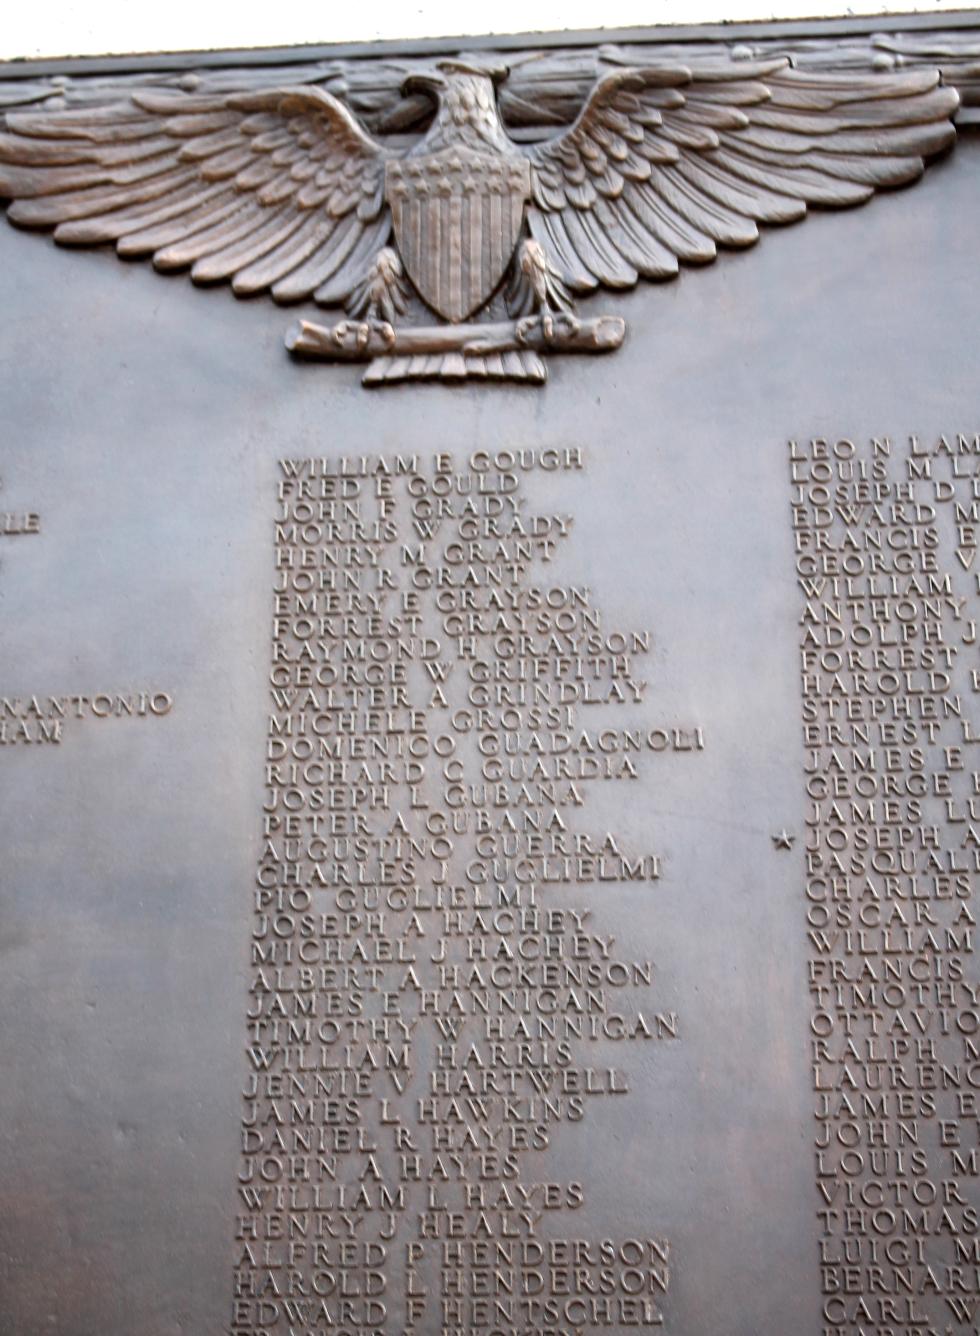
xmin=0 ymin=55 xmax=960 ymax=384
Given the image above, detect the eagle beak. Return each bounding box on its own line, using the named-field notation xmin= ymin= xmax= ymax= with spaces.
xmin=401 ymin=71 xmax=446 ymax=98
xmin=433 ymin=58 xmax=510 ymax=84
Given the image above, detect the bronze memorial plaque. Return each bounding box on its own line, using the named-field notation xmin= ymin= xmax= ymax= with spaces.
xmin=1 ymin=13 xmax=980 ymax=1336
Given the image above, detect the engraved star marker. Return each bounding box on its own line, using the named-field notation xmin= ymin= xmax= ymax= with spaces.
xmin=772 ymin=830 xmax=795 ymax=850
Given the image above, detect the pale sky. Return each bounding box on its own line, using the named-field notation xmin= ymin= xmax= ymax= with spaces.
xmin=0 ymin=0 xmax=975 ymax=61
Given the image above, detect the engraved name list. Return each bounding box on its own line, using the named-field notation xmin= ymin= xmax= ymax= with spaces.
xmin=792 ymin=432 xmax=980 ymax=1333
xmin=231 ymin=447 xmax=703 ymax=1335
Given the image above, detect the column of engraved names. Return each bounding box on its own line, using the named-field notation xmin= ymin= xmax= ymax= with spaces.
xmin=231 ymin=448 xmax=695 ymax=1336
xmin=791 ymin=433 xmax=980 ymax=1335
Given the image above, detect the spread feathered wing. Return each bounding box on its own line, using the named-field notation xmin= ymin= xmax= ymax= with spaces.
xmin=0 ymin=87 xmax=391 ymax=305
xmin=526 ymin=58 xmax=959 ymax=292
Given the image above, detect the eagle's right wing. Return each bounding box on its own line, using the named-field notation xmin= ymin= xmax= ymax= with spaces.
xmin=525 ymin=59 xmax=959 ymax=293
xmin=0 ymin=86 xmax=392 ymax=306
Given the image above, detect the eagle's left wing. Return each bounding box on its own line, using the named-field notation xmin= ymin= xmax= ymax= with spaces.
xmin=0 ymin=86 xmax=392 ymax=306
xmin=525 ymin=59 xmax=959 ymax=293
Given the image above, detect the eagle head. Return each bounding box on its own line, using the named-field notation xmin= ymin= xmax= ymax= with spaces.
xmin=402 ymin=60 xmax=514 ymax=154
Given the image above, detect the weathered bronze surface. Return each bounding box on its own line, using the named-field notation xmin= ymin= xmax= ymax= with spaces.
xmin=1 ymin=14 xmax=979 ymax=1336
xmin=0 ymin=41 xmax=961 ymax=383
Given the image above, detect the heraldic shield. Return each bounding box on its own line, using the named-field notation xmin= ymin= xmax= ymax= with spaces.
xmin=386 ymin=149 xmax=531 ymax=324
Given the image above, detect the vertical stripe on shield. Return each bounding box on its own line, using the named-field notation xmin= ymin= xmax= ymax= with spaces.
xmin=414 ymin=197 xmax=427 ymax=312
xmin=411 ymin=197 xmax=423 ymax=298
xmin=429 ymin=199 xmax=442 ymax=318
xmin=468 ymin=193 xmax=482 ymax=315
xmin=448 ymin=195 xmax=464 ymax=321
xmin=437 ymin=197 xmax=452 ymax=321
xmin=449 ymin=194 xmax=463 ymax=321
xmin=511 ymin=194 xmax=524 ymax=277
xmin=489 ymin=192 xmax=502 ymax=297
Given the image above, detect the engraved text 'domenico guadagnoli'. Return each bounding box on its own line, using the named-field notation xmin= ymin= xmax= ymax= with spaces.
xmin=0 ymin=55 xmax=960 ymax=385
